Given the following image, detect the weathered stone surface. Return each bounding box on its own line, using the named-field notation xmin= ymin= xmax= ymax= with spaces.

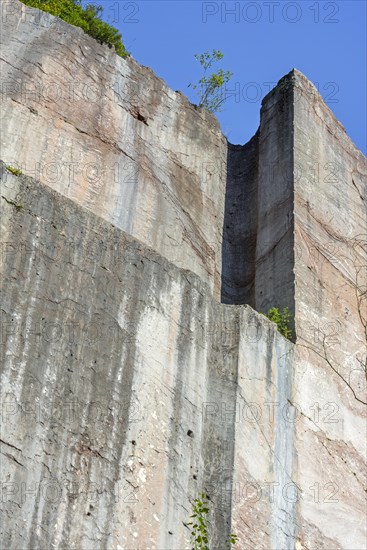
xmin=0 ymin=0 xmax=226 ymax=299
xmin=1 ymin=169 xmax=293 ymax=549
xmin=292 ymin=71 xmax=367 ymax=549
xmin=0 ymin=1 xmax=366 ymax=549
xmin=222 ymin=133 xmax=259 ymax=306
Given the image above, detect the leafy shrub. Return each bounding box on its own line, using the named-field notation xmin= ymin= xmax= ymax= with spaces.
xmin=188 ymin=50 xmax=233 ymax=113
xmin=264 ymin=307 xmax=292 ymax=340
xmin=22 ymin=0 xmax=127 ymax=57
xmin=187 ymin=492 xmax=238 ymax=549
xmin=187 ymin=493 xmax=209 ymax=549
xmin=6 ymin=165 xmax=22 ymax=176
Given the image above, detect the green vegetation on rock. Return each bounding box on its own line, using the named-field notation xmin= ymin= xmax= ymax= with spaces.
xmin=22 ymin=0 xmax=128 ymax=57
xmin=263 ymin=307 xmax=293 ymax=340
xmin=188 ymin=50 xmax=233 ymax=113
xmin=6 ymin=165 xmax=22 ymax=176
xmin=186 ymin=492 xmax=238 ymax=549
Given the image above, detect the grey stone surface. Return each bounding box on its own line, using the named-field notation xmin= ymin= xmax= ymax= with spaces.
xmin=292 ymin=71 xmax=367 ymax=549
xmin=222 ymin=133 xmax=259 ymax=306
xmin=0 ymin=1 xmax=366 ymax=549
xmin=0 ymin=0 xmax=227 ymax=299
xmin=0 ymin=169 xmax=293 ymax=549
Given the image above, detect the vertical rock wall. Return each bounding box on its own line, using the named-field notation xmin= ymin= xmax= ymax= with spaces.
xmin=0 ymin=1 xmax=366 ymax=549
xmin=292 ymin=71 xmax=367 ymax=549
xmin=0 ymin=169 xmax=294 ymax=549
xmin=254 ymin=74 xmax=295 ymax=322
xmin=222 ymin=134 xmax=259 ymax=306
xmin=222 ymin=74 xmax=295 ymax=330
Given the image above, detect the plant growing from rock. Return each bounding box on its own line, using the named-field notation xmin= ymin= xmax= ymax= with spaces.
xmin=186 ymin=492 xmax=238 ymax=549
xmin=264 ymin=307 xmax=292 ymax=340
xmin=188 ymin=50 xmax=233 ymax=113
xmin=5 ymin=165 xmax=22 ymax=176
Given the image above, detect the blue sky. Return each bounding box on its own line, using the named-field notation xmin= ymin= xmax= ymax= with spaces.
xmin=95 ymin=0 xmax=366 ymax=153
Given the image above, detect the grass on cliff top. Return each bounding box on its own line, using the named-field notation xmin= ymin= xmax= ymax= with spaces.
xmin=22 ymin=0 xmax=128 ymax=57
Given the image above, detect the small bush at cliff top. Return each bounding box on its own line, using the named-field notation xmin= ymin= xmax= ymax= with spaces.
xmin=22 ymin=0 xmax=128 ymax=57
xmin=264 ymin=307 xmax=292 ymax=340
xmin=188 ymin=50 xmax=233 ymax=113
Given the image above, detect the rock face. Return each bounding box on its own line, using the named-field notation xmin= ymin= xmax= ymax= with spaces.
xmin=0 ymin=0 xmax=226 ymax=299
xmin=0 ymin=2 xmax=366 ymax=549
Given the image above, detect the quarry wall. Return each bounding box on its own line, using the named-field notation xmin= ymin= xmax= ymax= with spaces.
xmin=292 ymin=71 xmax=367 ymax=547
xmin=1 ymin=167 xmax=295 ymax=549
xmin=0 ymin=1 xmax=366 ymax=549
xmin=0 ymin=0 xmax=227 ymax=299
